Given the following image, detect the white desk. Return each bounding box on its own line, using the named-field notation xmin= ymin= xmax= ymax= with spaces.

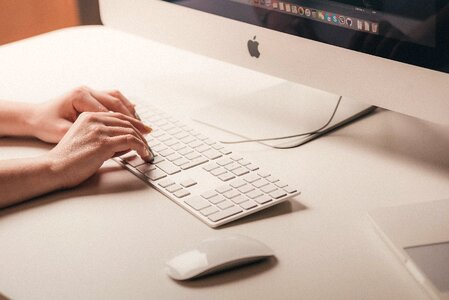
xmin=0 ymin=26 xmax=448 ymax=300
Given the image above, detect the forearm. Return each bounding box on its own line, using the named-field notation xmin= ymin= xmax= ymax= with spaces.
xmin=0 ymin=156 xmax=63 ymax=209
xmin=0 ymin=100 xmax=36 ymax=138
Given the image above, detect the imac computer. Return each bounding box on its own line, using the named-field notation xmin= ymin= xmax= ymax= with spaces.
xmin=99 ymin=0 xmax=449 ymax=143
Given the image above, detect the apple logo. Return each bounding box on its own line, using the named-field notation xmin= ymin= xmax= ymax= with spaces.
xmin=247 ymin=36 xmax=260 ymax=58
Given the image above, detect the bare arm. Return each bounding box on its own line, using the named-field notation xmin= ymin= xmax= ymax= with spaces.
xmin=0 ymin=87 xmax=152 ymax=209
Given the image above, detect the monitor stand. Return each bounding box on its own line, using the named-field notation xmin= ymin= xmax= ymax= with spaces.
xmin=191 ymin=81 xmax=376 ymax=148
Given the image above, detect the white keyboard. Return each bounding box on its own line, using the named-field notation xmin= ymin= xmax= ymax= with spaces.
xmin=116 ymin=104 xmax=300 ymax=228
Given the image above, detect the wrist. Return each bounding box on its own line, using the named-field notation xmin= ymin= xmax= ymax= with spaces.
xmin=36 ymin=154 xmax=67 ymax=192
xmin=0 ymin=101 xmax=39 ymax=137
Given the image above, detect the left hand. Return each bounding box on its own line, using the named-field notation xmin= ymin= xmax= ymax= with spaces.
xmin=30 ymin=86 xmax=139 ymax=143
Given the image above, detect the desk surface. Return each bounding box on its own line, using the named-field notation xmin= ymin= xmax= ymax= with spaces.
xmin=0 ymin=26 xmax=448 ymax=300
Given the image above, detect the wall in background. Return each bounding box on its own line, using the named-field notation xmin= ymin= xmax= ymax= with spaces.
xmin=0 ymin=0 xmax=101 ymax=46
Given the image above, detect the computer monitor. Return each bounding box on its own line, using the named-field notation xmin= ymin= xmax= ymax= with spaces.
xmin=99 ymin=0 xmax=449 ymax=126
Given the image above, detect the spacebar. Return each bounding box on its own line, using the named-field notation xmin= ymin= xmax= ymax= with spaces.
xmin=208 ymin=206 xmax=242 ymax=222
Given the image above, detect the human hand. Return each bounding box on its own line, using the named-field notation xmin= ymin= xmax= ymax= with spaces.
xmin=47 ymin=111 xmax=152 ymax=189
xmin=30 ymin=86 xmax=139 ymax=143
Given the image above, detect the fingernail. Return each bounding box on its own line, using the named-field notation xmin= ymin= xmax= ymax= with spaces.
xmin=144 ymin=124 xmax=152 ymax=133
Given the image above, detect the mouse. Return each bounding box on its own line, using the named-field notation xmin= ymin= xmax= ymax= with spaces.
xmin=165 ymin=234 xmax=275 ymax=280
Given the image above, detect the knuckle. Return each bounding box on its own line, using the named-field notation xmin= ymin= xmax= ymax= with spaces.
xmin=125 ymin=134 xmax=135 ymax=144
xmin=110 ymin=89 xmax=121 ymax=97
xmin=73 ymin=86 xmax=89 ymax=96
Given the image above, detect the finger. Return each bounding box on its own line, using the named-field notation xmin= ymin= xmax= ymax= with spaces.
xmin=90 ymin=90 xmax=135 ymax=118
xmin=73 ymin=91 xmax=109 ymax=114
xmin=105 ymin=90 xmax=136 ymax=116
xmin=100 ymin=112 xmax=152 ymax=134
xmin=106 ymin=126 xmax=154 ymax=160
xmin=100 ymin=118 xmax=152 ymax=156
xmin=109 ymin=134 xmax=152 ymax=162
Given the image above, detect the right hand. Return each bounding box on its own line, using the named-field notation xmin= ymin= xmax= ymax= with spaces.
xmin=47 ymin=111 xmax=153 ymax=189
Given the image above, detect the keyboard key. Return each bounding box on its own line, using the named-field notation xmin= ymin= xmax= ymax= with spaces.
xmin=217 ymin=200 xmax=234 ymax=210
xmin=266 ymin=175 xmax=279 ymax=183
xmin=182 ymin=157 xmax=208 ymax=170
xmin=196 ymin=134 xmax=208 ymax=141
xmin=201 ymin=190 xmax=218 ymax=199
xmin=203 ymin=162 xmax=219 ymax=172
xmin=166 ymin=153 xmax=182 ymax=162
xmin=254 ymin=194 xmax=272 ymax=204
xmin=166 ymin=184 xmax=183 ymax=193
xmin=219 ymin=148 xmax=232 ymax=155
xmin=159 ymin=135 xmax=172 ymax=142
xmin=243 ymin=173 xmax=260 ymax=183
xmin=247 ymin=190 xmax=263 ymax=199
xmin=223 ymin=189 xmax=240 ymax=199
xmin=145 ymin=169 xmax=167 ymax=181
xmin=261 ymin=184 xmax=277 ymax=193
xmin=158 ymin=179 xmax=176 ymax=188
xmin=136 ymin=164 xmax=156 ymax=174
xmin=208 ymin=206 xmax=242 ymax=222
xmin=174 ymin=189 xmax=191 ymax=198
xmin=218 ymin=172 xmax=235 ymax=182
xmin=204 ymin=138 xmax=216 ymax=145
xmin=238 ymin=159 xmax=251 ymax=166
xmin=216 ymin=157 xmax=233 ymax=166
xmin=152 ymin=144 xmax=168 ymax=152
xmin=171 ymin=143 xmax=186 ymax=151
xmin=178 ymin=147 xmax=194 ymax=156
xmin=164 ymin=139 xmax=179 ymax=147
xmin=200 ymin=206 xmax=219 ymax=216
xmin=174 ymin=131 xmax=189 ymax=139
xmin=173 ymin=157 xmax=190 ymax=166
xmin=216 ymin=185 xmax=232 ymax=194
xmin=166 ymin=127 xmax=182 ymax=135
xmin=203 ymin=149 xmax=222 ymax=160
xmin=238 ymin=184 xmax=254 ymax=194
xmin=225 ymin=162 xmax=240 ymax=171
xmin=150 ymin=156 xmax=165 ymax=165
xmin=257 ymin=171 xmax=271 ymax=178
xmin=180 ymin=179 xmax=197 ymax=188
xmin=185 ymin=196 xmax=210 ymax=210
xmin=275 ymin=181 xmax=288 ymax=188
xmin=230 ymin=179 xmax=246 ymax=188
xmin=185 ymin=152 xmax=201 ymax=160
xmin=232 ymin=167 xmax=250 ymax=176
xmin=246 ymin=163 xmax=259 ymax=171
xmin=188 ymin=140 xmax=203 ymax=148
xmin=211 ymin=167 xmax=227 ymax=176
xmin=253 ymin=179 xmax=269 ymax=188
xmin=284 ymin=186 xmax=298 ymax=194
xmin=230 ymin=155 xmax=243 ymax=161
xmin=122 ymin=153 xmax=146 ymax=167
xmin=240 ymin=200 xmax=257 ymax=210
xmin=181 ymin=135 xmax=196 ymax=144
xmin=232 ymin=194 xmax=249 ymax=204
xmin=269 ymin=189 xmax=287 ymax=199
xmin=208 ymin=195 xmax=226 ymax=204
xmin=157 ymin=161 xmax=181 ymax=175
xmin=195 ymin=144 xmax=211 ymax=153
xmin=212 ymin=143 xmax=225 ymax=150
xmin=159 ymin=149 xmax=175 ymax=157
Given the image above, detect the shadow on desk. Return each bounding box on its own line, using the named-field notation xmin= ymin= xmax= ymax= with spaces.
xmin=341 ymin=110 xmax=449 ymax=176
xmin=220 ymin=199 xmax=306 ymax=229
xmin=174 ymin=256 xmax=278 ymax=288
xmin=0 ymin=165 xmax=148 ymax=218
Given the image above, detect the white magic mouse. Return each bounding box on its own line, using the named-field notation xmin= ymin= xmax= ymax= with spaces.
xmin=166 ymin=235 xmax=275 ymax=280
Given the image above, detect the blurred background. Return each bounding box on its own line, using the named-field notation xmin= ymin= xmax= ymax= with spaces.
xmin=0 ymin=0 xmax=102 ymax=45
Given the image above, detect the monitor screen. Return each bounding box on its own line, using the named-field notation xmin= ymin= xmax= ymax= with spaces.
xmin=164 ymin=0 xmax=449 ymax=73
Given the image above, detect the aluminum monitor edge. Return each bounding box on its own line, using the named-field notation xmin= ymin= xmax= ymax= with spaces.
xmin=99 ymin=0 xmax=449 ymax=125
